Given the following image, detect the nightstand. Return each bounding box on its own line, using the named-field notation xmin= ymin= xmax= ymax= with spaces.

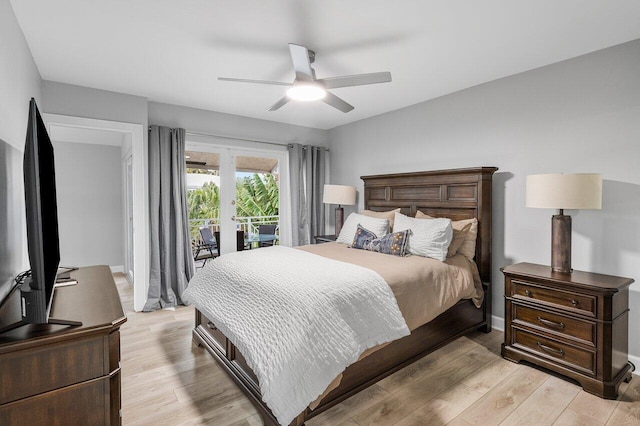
xmin=314 ymin=234 xmax=337 ymax=244
xmin=501 ymin=262 xmax=633 ymax=399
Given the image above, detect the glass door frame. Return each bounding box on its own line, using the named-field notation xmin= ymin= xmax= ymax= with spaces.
xmin=185 ymin=134 xmax=291 ymax=255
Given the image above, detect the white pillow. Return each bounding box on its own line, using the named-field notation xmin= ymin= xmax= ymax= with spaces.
xmin=393 ymin=212 xmax=453 ymax=261
xmin=336 ymin=213 xmax=389 ymax=245
xmin=416 ymin=212 xmax=478 ymax=260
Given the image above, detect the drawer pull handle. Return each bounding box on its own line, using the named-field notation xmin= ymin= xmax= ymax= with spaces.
xmin=524 ymin=290 xmax=532 ymax=297
xmin=207 ymin=321 xmax=217 ymax=330
xmin=571 ymin=299 xmax=579 ymax=306
xmin=537 ymin=316 xmax=565 ymax=329
xmin=537 ymin=342 xmax=564 ymax=357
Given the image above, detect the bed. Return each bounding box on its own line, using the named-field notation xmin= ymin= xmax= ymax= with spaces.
xmin=189 ymin=166 xmax=498 ymax=426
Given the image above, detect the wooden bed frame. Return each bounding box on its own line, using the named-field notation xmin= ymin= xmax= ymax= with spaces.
xmin=192 ymin=166 xmax=498 ymax=425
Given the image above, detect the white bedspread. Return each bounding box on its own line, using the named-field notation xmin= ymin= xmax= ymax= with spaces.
xmin=182 ymin=246 xmax=409 ymax=425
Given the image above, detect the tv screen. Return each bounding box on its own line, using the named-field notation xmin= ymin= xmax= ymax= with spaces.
xmin=22 ymin=98 xmax=60 ymax=323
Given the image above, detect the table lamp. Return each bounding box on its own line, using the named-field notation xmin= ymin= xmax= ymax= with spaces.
xmin=323 ymin=184 xmax=356 ymax=237
xmin=526 ymin=173 xmax=602 ymax=273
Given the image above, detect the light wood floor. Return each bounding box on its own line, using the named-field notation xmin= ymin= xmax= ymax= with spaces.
xmin=115 ymin=274 xmax=640 ymax=425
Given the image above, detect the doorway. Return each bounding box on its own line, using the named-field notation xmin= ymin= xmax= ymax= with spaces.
xmin=43 ymin=113 xmax=148 ymax=311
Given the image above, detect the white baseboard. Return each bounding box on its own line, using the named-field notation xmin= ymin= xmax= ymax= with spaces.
xmin=492 ymin=315 xmax=504 ymax=332
xmin=490 ymin=315 xmax=639 ymax=376
xmin=629 ymin=354 xmax=640 ymax=376
xmin=110 ymin=265 xmax=124 ymax=273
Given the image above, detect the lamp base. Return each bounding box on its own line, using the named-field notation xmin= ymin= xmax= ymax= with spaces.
xmin=334 ymin=206 xmax=344 ymax=238
xmin=551 ymin=213 xmax=572 ymax=274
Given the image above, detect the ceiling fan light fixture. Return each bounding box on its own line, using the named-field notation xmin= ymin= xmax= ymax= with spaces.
xmin=286 ymin=83 xmax=326 ymax=101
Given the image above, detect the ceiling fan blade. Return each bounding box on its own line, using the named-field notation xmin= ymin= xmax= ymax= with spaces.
xmin=322 ymin=92 xmax=354 ymax=113
xmin=288 ymin=43 xmax=314 ymax=81
xmin=318 ymin=72 xmax=392 ymax=89
xmin=218 ymin=77 xmax=291 ymax=86
xmin=268 ymin=96 xmax=291 ymax=111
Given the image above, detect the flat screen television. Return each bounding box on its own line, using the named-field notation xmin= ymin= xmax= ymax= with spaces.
xmin=0 ymin=99 xmax=80 ymax=335
xmin=21 ymin=98 xmax=61 ymax=324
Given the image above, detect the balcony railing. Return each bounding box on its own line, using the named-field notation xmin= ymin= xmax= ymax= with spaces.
xmin=190 ymin=215 xmax=279 ymax=243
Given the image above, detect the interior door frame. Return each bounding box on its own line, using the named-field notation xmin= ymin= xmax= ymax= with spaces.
xmin=42 ymin=113 xmax=149 ymax=311
xmin=123 ymin=152 xmax=134 ymax=284
xmin=185 ymin=134 xmax=291 ymax=254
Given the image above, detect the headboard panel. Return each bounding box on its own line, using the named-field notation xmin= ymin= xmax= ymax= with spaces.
xmin=361 ymin=167 xmax=498 ymax=284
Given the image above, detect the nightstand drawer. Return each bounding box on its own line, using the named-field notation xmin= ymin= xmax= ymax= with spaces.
xmin=512 ymin=280 xmax=596 ymax=317
xmin=513 ymin=304 xmax=596 ymax=346
xmin=513 ymin=328 xmax=595 ymax=375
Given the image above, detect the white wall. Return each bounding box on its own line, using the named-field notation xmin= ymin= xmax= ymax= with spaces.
xmin=0 ymin=0 xmax=42 ymax=302
xmin=149 ymin=101 xmax=329 ymax=148
xmin=53 ymin=141 xmax=123 ymax=267
xmin=328 ymin=39 xmax=640 ymax=359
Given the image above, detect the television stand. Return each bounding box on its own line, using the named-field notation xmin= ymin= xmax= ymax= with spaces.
xmin=0 ymin=266 xmax=126 ymax=425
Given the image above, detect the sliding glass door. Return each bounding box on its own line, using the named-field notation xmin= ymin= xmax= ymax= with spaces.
xmin=185 ymin=136 xmax=289 ymax=258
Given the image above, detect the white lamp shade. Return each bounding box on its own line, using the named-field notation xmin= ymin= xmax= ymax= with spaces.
xmin=526 ymin=173 xmax=602 ymax=210
xmin=323 ymin=184 xmax=356 ymax=205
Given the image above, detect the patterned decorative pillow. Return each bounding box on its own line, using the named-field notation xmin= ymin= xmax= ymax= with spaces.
xmin=352 ymin=224 xmax=410 ymax=257
xmin=337 ymin=213 xmax=389 ymax=245
xmin=352 ymin=224 xmax=378 ymax=249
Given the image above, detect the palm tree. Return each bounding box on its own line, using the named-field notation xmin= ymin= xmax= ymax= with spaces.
xmin=188 ymin=182 xmax=220 ymax=220
xmin=235 ymin=173 xmax=279 ymax=217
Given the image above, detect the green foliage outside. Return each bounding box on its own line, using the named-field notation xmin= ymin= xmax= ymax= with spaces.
xmin=188 ymin=181 xmax=220 ymax=220
xmin=187 ymin=174 xmax=279 ymax=239
xmin=235 ymin=173 xmax=279 ymax=218
xmin=186 ymin=167 xmax=218 ymax=175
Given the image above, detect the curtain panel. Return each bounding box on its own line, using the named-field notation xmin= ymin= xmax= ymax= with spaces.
xmin=144 ymin=125 xmax=194 ymax=311
xmin=288 ymin=144 xmax=327 ymax=246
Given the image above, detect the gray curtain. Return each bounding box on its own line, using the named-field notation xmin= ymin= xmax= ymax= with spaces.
xmin=288 ymin=143 xmax=327 ymax=246
xmin=144 ymin=125 xmax=194 ymax=311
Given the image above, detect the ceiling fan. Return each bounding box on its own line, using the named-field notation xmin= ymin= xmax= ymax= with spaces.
xmin=219 ymin=43 xmax=392 ymax=113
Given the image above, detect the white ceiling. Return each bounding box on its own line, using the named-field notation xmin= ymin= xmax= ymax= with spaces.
xmin=11 ymin=0 xmax=640 ymax=130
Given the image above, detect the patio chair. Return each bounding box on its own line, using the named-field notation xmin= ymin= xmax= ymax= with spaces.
xmin=194 ymin=227 xmax=219 ymax=267
xmin=258 ymin=224 xmax=278 ymax=247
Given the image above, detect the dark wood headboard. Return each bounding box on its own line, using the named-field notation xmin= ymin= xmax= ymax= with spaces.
xmin=361 ymin=167 xmax=498 ymax=284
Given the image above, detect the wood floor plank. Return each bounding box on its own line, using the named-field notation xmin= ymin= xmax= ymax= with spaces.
xmin=458 ymin=357 xmax=519 ymax=395
xmin=457 ymin=365 xmax=548 ymax=425
xmin=468 ymin=329 xmax=503 ymax=345
xmin=306 ymin=384 xmax=392 ymax=426
xmin=351 ymin=345 xmax=495 ymax=425
xmin=606 ymin=376 xmax=640 ymax=425
xmin=176 ymin=397 xmax=258 ymax=426
xmin=377 ymin=336 xmax=482 ymax=394
xmin=228 ymin=414 xmax=264 ymax=426
xmin=500 ymin=375 xmax=580 ymax=426
xmin=553 ymin=408 xmax=606 ymax=426
xmin=394 ymin=383 xmax=483 ymax=426
xmin=561 ymin=386 xmax=620 ymax=424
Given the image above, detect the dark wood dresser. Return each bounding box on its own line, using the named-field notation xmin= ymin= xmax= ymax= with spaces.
xmin=0 ymin=266 xmax=126 ymax=425
xmin=501 ymin=262 xmax=633 ymax=399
